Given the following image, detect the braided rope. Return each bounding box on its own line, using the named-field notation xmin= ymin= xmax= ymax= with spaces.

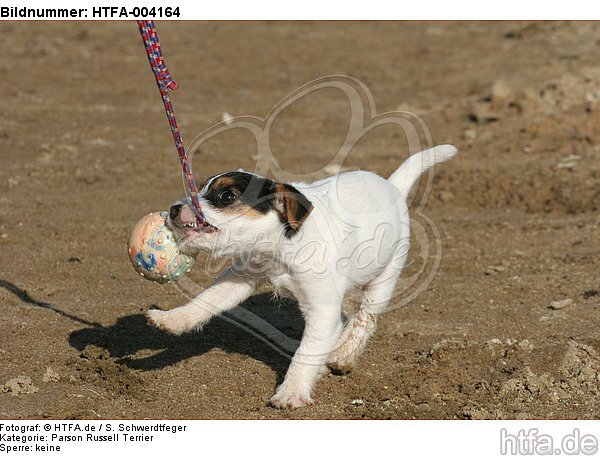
xmin=137 ymin=20 xmax=204 ymax=223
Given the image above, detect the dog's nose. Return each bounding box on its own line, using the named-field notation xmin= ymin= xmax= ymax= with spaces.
xmin=169 ymin=204 xmax=183 ymax=220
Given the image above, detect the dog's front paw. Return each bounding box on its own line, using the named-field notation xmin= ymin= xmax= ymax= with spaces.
xmin=269 ymin=388 xmax=314 ymax=410
xmin=147 ymin=308 xmax=195 ymax=335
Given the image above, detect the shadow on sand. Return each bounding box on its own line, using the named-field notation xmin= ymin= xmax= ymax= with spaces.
xmin=1 ymin=279 xmax=303 ymax=385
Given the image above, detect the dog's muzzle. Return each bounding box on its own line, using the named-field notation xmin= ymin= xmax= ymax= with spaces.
xmin=169 ymin=203 xmax=218 ymax=233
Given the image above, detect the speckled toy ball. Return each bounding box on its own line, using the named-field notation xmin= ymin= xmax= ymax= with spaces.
xmin=127 ymin=211 xmax=195 ymax=284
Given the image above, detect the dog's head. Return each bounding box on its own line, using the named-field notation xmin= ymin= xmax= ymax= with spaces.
xmin=168 ymin=171 xmax=313 ymax=258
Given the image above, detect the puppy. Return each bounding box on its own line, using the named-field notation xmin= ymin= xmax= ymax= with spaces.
xmin=148 ymin=144 xmax=457 ymax=409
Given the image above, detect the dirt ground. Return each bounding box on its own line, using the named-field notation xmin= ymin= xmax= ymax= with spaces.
xmin=1 ymin=21 xmax=599 ymax=419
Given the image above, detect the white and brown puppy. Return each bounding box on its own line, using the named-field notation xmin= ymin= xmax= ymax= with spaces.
xmin=148 ymin=144 xmax=457 ymax=409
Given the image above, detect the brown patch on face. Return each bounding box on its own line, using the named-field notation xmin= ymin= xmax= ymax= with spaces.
xmin=211 ymin=176 xmax=236 ymax=191
xmin=219 ymin=203 xmax=266 ymax=219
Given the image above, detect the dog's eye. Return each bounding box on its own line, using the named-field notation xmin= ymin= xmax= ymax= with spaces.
xmin=219 ymin=190 xmax=237 ymax=205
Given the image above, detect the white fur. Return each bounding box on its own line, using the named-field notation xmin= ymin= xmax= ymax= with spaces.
xmin=148 ymin=144 xmax=457 ymax=409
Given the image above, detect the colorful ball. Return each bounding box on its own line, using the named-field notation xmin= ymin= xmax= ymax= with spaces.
xmin=127 ymin=211 xmax=195 ymax=284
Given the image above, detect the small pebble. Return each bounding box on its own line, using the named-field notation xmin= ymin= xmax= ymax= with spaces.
xmin=557 ymin=161 xmax=577 ymax=169
xmin=484 ymin=265 xmax=505 ymax=275
xmin=548 ymin=298 xmax=573 ymax=310
xmin=491 ymin=80 xmax=514 ymax=104
xmin=439 ymin=190 xmax=454 ymax=202
xmin=43 ymin=367 xmax=60 ymax=383
xmin=351 ymin=399 xmax=364 ymax=406
xmin=462 ymin=129 xmax=477 ymax=140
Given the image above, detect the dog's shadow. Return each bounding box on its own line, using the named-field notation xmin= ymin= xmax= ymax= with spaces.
xmin=68 ymin=292 xmax=304 ymax=384
xmin=0 ymin=280 xmax=303 ymax=385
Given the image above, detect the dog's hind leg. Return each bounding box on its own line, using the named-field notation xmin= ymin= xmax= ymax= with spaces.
xmin=327 ymin=261 xmax=402 ymax=374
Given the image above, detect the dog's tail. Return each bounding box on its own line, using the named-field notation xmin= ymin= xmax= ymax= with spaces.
xmin=388 ymin=145 xmax=457 ymax=197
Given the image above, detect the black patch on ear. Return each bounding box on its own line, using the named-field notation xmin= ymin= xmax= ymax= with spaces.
xmin=274 ymin=183 xmax=314 ymax=238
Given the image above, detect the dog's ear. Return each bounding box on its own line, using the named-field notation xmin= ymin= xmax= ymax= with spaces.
xmin=273 ymin=183 xmax=313 ymax=237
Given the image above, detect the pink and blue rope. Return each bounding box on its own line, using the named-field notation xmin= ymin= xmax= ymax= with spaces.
xmin=137 ymin=20 xmax=204 ymax=223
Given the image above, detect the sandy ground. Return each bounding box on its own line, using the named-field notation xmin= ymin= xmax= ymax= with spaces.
xmin=1 ymin=21 xmax=599 ymax=419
